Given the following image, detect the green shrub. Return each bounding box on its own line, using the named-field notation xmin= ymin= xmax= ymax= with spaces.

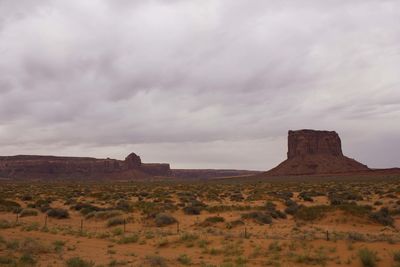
xmin=177 ymin=254 xmax=192 ymax=265
xmin=183 ymin=205 xmax=202 ymax=215
xmin=85 ymin=210 xmax=123 ymax=220
xmin=205 ymin=216 xmax=225 ymax=223
xmin=20 ymin=208 xmax=38 ymax=217
xmin=20 ymin=238 xmax=50 ymax=254
xmin=0 ymin=256 xmax=15 ymax=265
xmin=226 ymin=219 xmax=245 ymax=229
xmin=0 ymin=219 xmax=12 ymax=229
xmin=393 ymin=250 xmax=400 ymax=262
xmin=370 ymin=207 xmax=394 ymax=226
xmin=53 ymin=240 xmax=66 ymax=253
xmin=19 ymin=253 xmax=36 ymax=266
xmin=358 ymin=248 xmax=378 ymax=267
xmin=338 ymin=204 xmax=371 ymax=217
xmin=66 ymin=257 xmax=95 ymax=267
xmin=47 ymin=208 xmax=69 ymax=219
xmin=295 ymin=205 xmax=333 ymax=221
xmin=200 ymin=216 xmax=225 ymax=226
xmin=106 ymin=217 xmax=125 ymax=227
xmin=145 ymin=255 xmax=167 ymax=267
xmin=180 ymin=232 xmax=199 ymax=242
xmin=241 ymin=212 xmax=272 ymax=224
xmin=118 ymin=234 xmax=139 ymax=244
xmin=72 ymin=203 xmax=104 ymax=215
xmin=0 ymin=199 xmax=21 ymax=212
xmin=155 ymin=213 xmax=177 ymax=227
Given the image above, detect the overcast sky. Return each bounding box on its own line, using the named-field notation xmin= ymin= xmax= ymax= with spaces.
xmin=0 ymin=0 xmax=399 ymax=170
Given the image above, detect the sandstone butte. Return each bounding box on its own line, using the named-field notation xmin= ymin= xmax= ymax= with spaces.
xmin=0 ymin=153 xmax=171 ymax=180
xmin=266 ymin=129 xmax=369 ymax=175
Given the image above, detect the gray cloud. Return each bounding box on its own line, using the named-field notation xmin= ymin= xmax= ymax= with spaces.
xmin=0 ymin=0 xmax=399 ymax=170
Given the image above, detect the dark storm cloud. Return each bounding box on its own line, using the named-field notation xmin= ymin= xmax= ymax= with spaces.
xmin=0 ymin=0 xmax=399 ymax=169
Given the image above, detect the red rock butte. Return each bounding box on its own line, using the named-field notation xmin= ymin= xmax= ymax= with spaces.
xmin=266 ymin=129 xmax=369 ymax=175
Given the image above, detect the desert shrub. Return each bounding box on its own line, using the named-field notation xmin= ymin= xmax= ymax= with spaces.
xmin=118 ymin=234 xmax=139 ymax=244
xmin=299 ymin=192 xmax=313 ymax=202
xmin=205 ymin=216 xmax=225 ymax=223
xmin=106 ymin=217 xmax=125 ymax=227
xmin=20 ymin=208 xmax=38 ymax=217
xmin=20 ymin=238 xmax=50 ymax=254
xmin=0 ymin=199 xmax=21 ymax=213
xmin=66 ymin=257 xmax=95 ymax=267
xmin=0 ymin=219 xmax=12 ymax=229
xmin=155 ymin=213 xmax=177 ymax=227
xmin=226 ymin=219 xmax=245 ymax=229
xmin=85 ymin=210 xmax=123 ymax=220
xmin=72 ymin=203 xmax=104 ymax=215
xmin=241 ymin=211 xmax=272 ymax=224
xmin=284 ymin=199 xmax=299 ymax=215
xmin=358 ymin=248 xmax=378 ymax=267
xmin=206 ymin=205 xmax=252 ymax=213
xmin=0 ymin=256 xmax=15 ymax=265
xmin=268 ymin=191 xmax=293 ymax=200
xmin=370 ymin=207 xmax=394 ymax=226
xmin=393 ymin=251 xmax=400 ymax=262
xmin=348 ymin=232 xmax=366 ymax=242
xmin=270 ymin=209 xmax=287 ymax=219
xmin=260 ymin=201 xmax=287 ymax=219
xmin=295 ymin=205 xmax=333 ymax=221
xmin=19 ymin=253 xmax=36 ymax=266
xmin=6 ymin=239 xmax=19 ymax=250
xmin=145 ymin=255 xmax=167 ymax=267
xmin=183 ymin=205 xmax=202 ymax=215
xmin=134 ymin=201 xmax=176 ymax=216
xmin=180 ymin=232 xmax=199 ymax=242
xmin=28 ymin=199 xmax=51 ymax=212
xmin=53 ymin=240 xmax=65 ymax=253
xmin=338 ymin=203 xmax=372 ymax=217
xmin=114 ymin=200 xmax=134 ymax=212
xmin=229 ymin=193 xmax=244 ymax=202
xmin=47 ymin=208 xmax=69 ymax=219
xmin=177 ymin=254 xmax=192 ymax=265
xmin=269 ymin=241 xmax=282 ymax=252
xmin=329 ymin=191 xmax=363 ymax=205
xmin=21 ymin=195 xmax=33 ymax=201
xmin=294 ymin=252 xmax=328 ymax=265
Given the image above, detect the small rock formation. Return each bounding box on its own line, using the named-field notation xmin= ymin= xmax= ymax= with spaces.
xmin=124 ymin=153 xmax=142 ymax=169
xmin=267 ymin=129 xmax=369 ymax=175
xmin=0 ymin=153 xmax=171 ymax=179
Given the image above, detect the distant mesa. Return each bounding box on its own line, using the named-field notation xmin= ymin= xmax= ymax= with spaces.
xmin=266 ymin=129 xmax=369 ymax=175
xmin=0 ymin=153 xmax=171 ymax=180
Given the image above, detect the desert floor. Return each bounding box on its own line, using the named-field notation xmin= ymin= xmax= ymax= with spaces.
xmin=1 ymin=177 xmax=400 ymax=266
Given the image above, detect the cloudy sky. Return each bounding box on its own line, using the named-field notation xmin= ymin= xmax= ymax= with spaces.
xmin=0 ymin=0 xmax=399 ymax=170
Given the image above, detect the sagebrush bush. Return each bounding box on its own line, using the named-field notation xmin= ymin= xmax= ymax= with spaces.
xmin=20 ymin=208 xmax=38 ymax=217
xmin=106 ymin=217 xmax=125 ymax=227
xmin=47 ymin=208 xmax=69 ymax=219
xmin=66 ymin=257 xmax=95 ymax=267
xmin=358 ymin=248 xmax=378 ymax=267
xmin=242 ymin=211 xmax=272 ymax=224
xmin=370 ymin=207 xmax=394 ymax=226
xmin=155 ymin=213 xmax=177 ymax=227
xmin=295 ymin=205 xmax=332 ymax=221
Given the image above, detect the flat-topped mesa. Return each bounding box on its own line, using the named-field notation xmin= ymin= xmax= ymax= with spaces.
xmin=266 ymin=129 xmax=369 ymax=175
xmin=287 ymin=130 xmax=343 ymax=159
xmin=0 ymin=152 xmax=171 ymax=179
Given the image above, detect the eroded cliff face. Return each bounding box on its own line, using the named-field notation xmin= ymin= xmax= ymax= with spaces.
xmin=0 ymin=153 xmax=171 ymax=179
xmin=287 ymin=130 xmax=343 ymax=159
xmin=267 ymin=129 xmax=369 ymax=175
